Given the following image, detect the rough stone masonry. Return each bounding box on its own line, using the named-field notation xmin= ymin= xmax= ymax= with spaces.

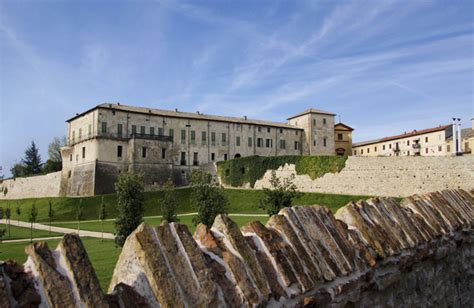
xmin=0 ymin=189 xmax=473 ymax=307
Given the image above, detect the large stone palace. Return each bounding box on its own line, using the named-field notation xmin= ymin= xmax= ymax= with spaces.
xmin=61 ymin=103 xmax=351 ymax=195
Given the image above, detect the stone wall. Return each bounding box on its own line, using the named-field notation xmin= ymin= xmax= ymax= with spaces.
xmin=253 ymin=155 xmax=474 ymax=197
xmin=1 ymin=189 xmax=472 ymax=307
xmin=0 ymin=172 xmax=62 ymax=200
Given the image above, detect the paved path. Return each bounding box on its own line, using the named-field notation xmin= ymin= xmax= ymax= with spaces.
xmin=3 ymin=220 xmax=115 ymax=240
xmin=1 ymin=236 xmax=65 ymax=244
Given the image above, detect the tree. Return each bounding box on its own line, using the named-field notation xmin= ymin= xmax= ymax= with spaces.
xmin=161 ymin=180 xmax=179 ymax=223
xmin=77 ymin=199 xmax=84 ymax=234
xmin=15 ymin=203 xmax=21 ymax=225
xmin=191 ymin=170 xmax=228 ymax=227
xmin=10 ymin=163 xmax=26 ymax=177
xmin=99 ymin=197 xmax=107 ymax=241
xmin=42 ymin=159 xmax=62 ymax=174
xmin=48 ymin=201 xmax=54 ymax=234
xmin=48 ymin=136 xmax=66 ymax=162
xmin=22 ymin=141 xmax=42 ymax=175
xmin=29 ymin=202 xmax=38 ymax=243
xmin=114 ymin=172 xmax=144 ymax=247
xmin=5 ymin=206 xmax=11 ymax=239
xmin=259 ymin=171 xmax=302 ymax=216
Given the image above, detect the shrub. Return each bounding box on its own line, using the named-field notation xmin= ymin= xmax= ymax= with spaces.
xmin=259 ymin=171 xmax=302 ymax=216
xmin=114 ymin=172 xmax=144 ymax=247
xmin=161 ymin=180 xmax=179 ymax=223
xmin=217 ymin=155 xmax=347 ymax=187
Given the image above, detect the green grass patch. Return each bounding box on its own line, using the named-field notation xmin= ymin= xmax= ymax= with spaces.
xmin=217 ymin=155 xmax=348 ymax=187
xmin=0 ymin=223 xmax=62 ymax=241
xmin=0 ymin=188 xmax=369 ymax=224
xmin=0 ymin=237 xmax=120 ymax=291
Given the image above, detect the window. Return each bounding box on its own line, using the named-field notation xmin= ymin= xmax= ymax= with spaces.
xmin=367 ymin=148 xmax=370 ymax=153
xmin=280 ymin=139 xmax=286 ymax=149
xmin=389 ymin=144 xmax=392 ymax=149
xmin=202 ymin=131 xmax=207 ymax=145
xmin=158 ymin=127 xmax=163 ymax=136
xmin=70 ymin=154 xmax=72 ymax=161
xmin=248 ymin=137 xmax=252 ymax=147
xmin=72 ymin=131 xmax=75 ymax=143
xmin=169 ymin=129 xmax=174 ymax=139
xmin=407 ymin=151 xmax=410 ymax=156
xmin=132 ymin=125 xmax=137 ymax=135
xmin=211 ymin=132 xmax=216 ymax=146
xmin=465 ymin=142 xmax=469 ymax=150
xmin=294 ymin=141 xmax=299 ymax=150
xmin=236 ymin=136 xmax=241 ymax=146
xmin=374 ymin=146 xmax=377 ymax=152
xmin=361 ymin=149 xmax=364 ymax=154
xmin=181 ymin=130 xmax=186 ymax=144
xmin=150 ymin=127 xmax=155 ymax=136
xmin=425 ymin=148 xmax=428 ymax=154
xmin=257 ymin=138 xmax=263 ymax=147
xmin=88 ymin=124 xmax=92 ymax=138
xmin=266 ymin=139 xmax=272 ymax=148
xmin=258 ymin=127 xmax=262 ymax=132
xmin=79 ymin=128 xmax=82 ymax=140
xmin=407 ymin=140 xmax=410 ymax=146
xmin=142 ymin=147 xmax=147 ymax=158
xmin=117 ymin=124 xmax=123 ymax=137
xmin=425 ymin=137 xmax=428 ymax=143
xmin=222 ymin=133 xmax=227 ymax=145
xmin=211 ymin=153 xmax=215 ymax=161
xmin=140 ymin=126 xmax=145 ymax=136
xmin=323 ymin=118 xmax=327 ymax=125
xmin=313 ymin=140 xmax=316 ymax=146
xmin=224 ymin=154 xmax=228 ymax=161
xmin=337 ymin=133 xmax=343 ymax=141
xmin=193 ymin=152 xmax=199 ymax=165
xmin=323 ymin=138 xmax=327 ymax=147
xmin=267 ymin=127 xmax=270 ymax=133
xmin=296 ymin=131 xmax=299 ymax=135
xmin=101 ymin=122 xmax=107 ymax=134
xmin=438 ymin=146 xmax=442 ymax=152
xmin=180 ymin=152 xmax=186 ymax=165
xmin=279 ymin=129 xmax=283 ymax=134
xmin=383 ymin=145 xmax=386 ymax=150
xmin=447 ymin=145 xmax=451 ymax=152
xmin=191 ymin=130 xmax=196 ymax=144
xmin=313 ymin=119 xmax=316 ymax=126
xmin=161 ymin=148 xmax=166 ymax=159
xmin=82 ymin=147 xmax=86 ymax=159
xmin=354 ymin=150 xmax=357 ymax=155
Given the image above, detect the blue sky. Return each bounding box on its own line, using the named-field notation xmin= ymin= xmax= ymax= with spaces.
xmin=1 ymin=0 xmax=473 ymax=177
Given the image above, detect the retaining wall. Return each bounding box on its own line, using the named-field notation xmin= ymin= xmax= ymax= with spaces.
xmin=254 ymin=155 xmax=474 ymax=197
xmin=0 ymin=172 xmax=62 ymax=200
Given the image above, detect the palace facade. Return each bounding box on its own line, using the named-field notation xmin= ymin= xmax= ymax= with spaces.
xmin=61 ymin=103 xmax=346 ymax=195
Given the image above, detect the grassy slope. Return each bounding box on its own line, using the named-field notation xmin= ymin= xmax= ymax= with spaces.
xmin=0 ymin=223 xmax=62 ymax=240
xmin=0 ymin=188 xmax=372 ymax=223
xmin=0 ymin=237 xmax=120 ymax=291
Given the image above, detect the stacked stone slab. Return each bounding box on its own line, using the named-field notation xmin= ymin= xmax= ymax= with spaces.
xmin=1 ymin=189 xmax=473 ymax=307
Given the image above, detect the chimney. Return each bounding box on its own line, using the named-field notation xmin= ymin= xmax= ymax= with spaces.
xmin=175 ymin=108 xmax=178 ymax=112
xmin=244 ymin=115 xmax=247 ymax=120
xmin=457 ymin=118 xmax=462 ymax=153
xmin=197 ymin=111 xmax=200 ymax=115
xmin=117 ymin=102 xmax=121 ymax=106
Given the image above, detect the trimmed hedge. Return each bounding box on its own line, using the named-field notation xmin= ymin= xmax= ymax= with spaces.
xmin=217 ymin=155 xmax=348 ymax=187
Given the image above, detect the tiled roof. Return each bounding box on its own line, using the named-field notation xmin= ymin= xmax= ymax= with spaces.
xmin=353 ymin=124 xmax=451 ymax=147
xmin=287 ymin=108 xmax=336 ymax=119
xmin=67 ymin=103 xmax=303 ymax=130
xmin=335 ymin=122 xmax=354 ymax=131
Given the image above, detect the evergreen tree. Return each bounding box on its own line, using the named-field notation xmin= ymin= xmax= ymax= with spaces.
xmin=191 ymin=170 xmax=228 ymax=227
xmin=15 ymin=203 xmax=21 ymax=225
xmin=22 ymin=141 xmax=42 ymax=175
xmin=5 ymin=206 xmax=11 ymax=239
xmin=259 ymin=171 xmax=302 ymax=216
xmin=114 ymin=172 xmax=144 ymax=247
xmin=77 ymin=199 xmax=84 ymax=234
xmin=29 ymin=202 xmax=38 ymax=243
xmin=161 ymin=180 xmax=179 ymax=223
xmin=48 ymin=201 xmax=54 ymax=234
xmin=99 ymin=196 xmax=107 ymax=241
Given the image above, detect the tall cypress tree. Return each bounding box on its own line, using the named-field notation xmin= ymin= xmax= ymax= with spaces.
xmin=22 ymin=141 xmax=42 ymax=175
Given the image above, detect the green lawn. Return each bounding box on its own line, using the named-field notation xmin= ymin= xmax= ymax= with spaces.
xmin=0 ymin=188 xmax=372 ymax=223
xmin=0 ymin=222 xmax=62 ymax=241
xmin=0 ymin=237 xmax=120 ymax=291
xmin=52 ymin=214 xmax=269 ymax=235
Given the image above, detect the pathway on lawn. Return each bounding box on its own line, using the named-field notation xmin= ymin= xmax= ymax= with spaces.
xmin=1 ymin=236 xmax=65 ymax=243
xmin=49 ymin=212 xmax=268 ymax=224
xmin=3 ymin=220 xmax=115 ymax=240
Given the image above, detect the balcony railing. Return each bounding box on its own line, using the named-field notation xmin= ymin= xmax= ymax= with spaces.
xmin=68 ymin=133 xmax=173 ymax=146
xmin=193 ymin=160 xmax=199 ymax=166
xmin=180 ymin=160 xmax=187 ymax=166
xmin=129 ymin=133 xmax=173 ymax=142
